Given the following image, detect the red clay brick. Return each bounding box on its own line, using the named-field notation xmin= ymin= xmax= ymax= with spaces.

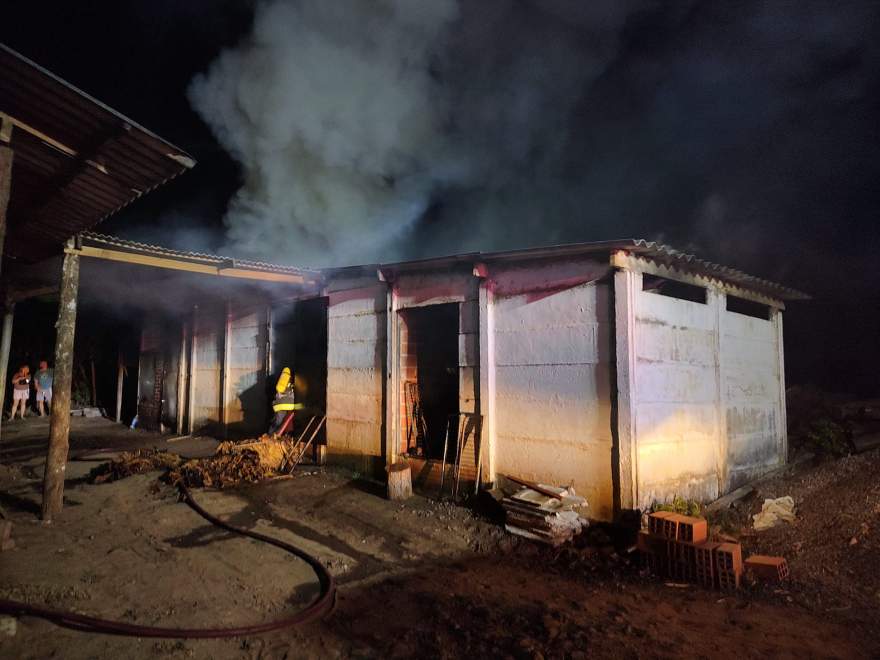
xmin=745 ymin=555 xmax=789 ymax=582
xmin=694 ymin=541 xmax=721 ymax=588
xmin=648 ymin=510 xmax=676 ymax=537
xmin=714 ymin=542 xmax=743 ymax=590
xmin=637 ymin=532 xmax=670 ymax=577
xmin=675 ymin=515 xmax=708 ymax=544
xmin=670 ymin=540 xmax=697 ymax=582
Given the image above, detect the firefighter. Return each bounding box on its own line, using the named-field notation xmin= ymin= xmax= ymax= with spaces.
xmin=269 ymin=367 xmax=302 ymax=435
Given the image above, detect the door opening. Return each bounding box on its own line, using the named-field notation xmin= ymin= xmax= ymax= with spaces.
xmin=400 ymin=303 xmax=459 ymax=460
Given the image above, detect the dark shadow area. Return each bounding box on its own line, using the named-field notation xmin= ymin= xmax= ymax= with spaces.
xmin=0 ymin=489 xmax=41 ymax=516
xmin=346 ymin=477 xmax=386 ymax=498
xmin=405 ymin=304 xmax=460 ymax=459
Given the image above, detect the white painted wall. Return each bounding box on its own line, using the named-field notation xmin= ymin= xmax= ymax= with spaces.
xmin=721 ymin=306 xmax=785 ymax=489
xmin=629 ymin=282 xmax=721 ymax=506
xmin=620 ymin=269 xmax=787 ymax=509
xmin=490 ymin=270 xmax=614 ymax=519
xmin=325 ymin=275 xmax=387 ymax=475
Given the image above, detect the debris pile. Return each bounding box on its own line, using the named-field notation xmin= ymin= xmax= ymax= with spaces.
xmin=169 ymin=437 xmax=289 ymax=488
xmin=500 ymin=476 xmax=588 ymax=546
xmin=89 ymin=435 xmax=301 ymax=489
xmin=89 ymin=449 xmax=182 ymax=484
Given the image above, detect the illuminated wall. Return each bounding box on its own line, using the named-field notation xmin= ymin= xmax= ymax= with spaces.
xmin=489 ymin=258 xmax=614 ymax=519
xmin=617 ymin=264 xmax=787 ymax=510
xmin=325 ymin=274 xmax=387 ymax=476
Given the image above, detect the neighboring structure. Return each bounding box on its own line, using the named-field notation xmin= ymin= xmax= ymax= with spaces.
xmin=0 ymin=43 xmax=194 ymax=519
xmin=121 ymin=236 xmax=806 ymax=520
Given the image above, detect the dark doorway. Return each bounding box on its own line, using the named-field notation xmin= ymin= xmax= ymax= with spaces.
xmin=404 ymin=304 xmax=460 ymax=459
xmin=269 ymin=297 xmax=328 ymax=444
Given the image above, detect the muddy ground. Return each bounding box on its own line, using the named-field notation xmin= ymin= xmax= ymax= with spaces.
xmin=0 ymin=417 xmax=877 ymax=659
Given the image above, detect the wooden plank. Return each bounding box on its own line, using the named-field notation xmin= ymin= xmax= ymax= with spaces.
xmin=66 ymin=245 xmax=305 ymax=284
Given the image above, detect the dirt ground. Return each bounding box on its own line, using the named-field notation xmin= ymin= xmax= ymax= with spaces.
xmin=0 ymin=417 xmax=877 ymax=659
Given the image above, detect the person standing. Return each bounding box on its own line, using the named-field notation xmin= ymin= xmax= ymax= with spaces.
xmin=35 ymin=360 xmax=54 ymax=417
xmin=9 ymin=365 xmax=31 ymax=420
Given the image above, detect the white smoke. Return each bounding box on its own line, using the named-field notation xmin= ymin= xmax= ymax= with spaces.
xmin=189 ymin=0 xmax=460 ymax=265
xmin=189 ymin=0 xmax=651 ymax=266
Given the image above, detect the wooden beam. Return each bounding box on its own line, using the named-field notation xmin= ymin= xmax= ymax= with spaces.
xmin=8 ymin=285 xmax=59 ymax=302
xmin=66 ymin=245 xmax=306 ymax=284
xmin=42 ymin=250 xmax=80 ymax=521
xmin=0 ymin=115 xmax=12 ymax=143
xmin=0 ymin=112 xmax=107 ymax=174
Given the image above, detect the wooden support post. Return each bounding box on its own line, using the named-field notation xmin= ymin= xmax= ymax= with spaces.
xmin=386 ymin=460 xmax=412 ymax=501
xmin=115 ymin=347 xmax=124 ymax=423
xmin=41 ymin=250 xmax=80 ymax=521
xmin=0 ymin=303 xmax=14 ymax=436
xmin=0 ymin=138 xmax=13 ymax=280
xmin=0 ymin=132 xmax=15 ymax=437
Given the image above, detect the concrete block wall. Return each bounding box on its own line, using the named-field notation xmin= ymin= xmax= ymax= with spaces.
xmin=489 ymin=259 xmax=614 ymax=520
xmin=630 ymin=285 xmax=721 ymax=506
xmin=191 ymin=305 xmax=223 ymax=431
xmin=225 ymin=306 xmax=268 ymax=435
xmin=326 ymin=276 xmax=387 ymax=475
xmin=619 ymin=265 xmax=787 ymax=510
xmin=722 ymin=307 xmax=785 ymax=489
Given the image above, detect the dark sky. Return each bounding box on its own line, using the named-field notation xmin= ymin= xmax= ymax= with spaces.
xmin=2 ymin=1 xmax=879 ymax=395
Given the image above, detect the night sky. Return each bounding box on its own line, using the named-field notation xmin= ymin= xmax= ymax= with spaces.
xmin=1 ymin=1 xmax=878 ymax=395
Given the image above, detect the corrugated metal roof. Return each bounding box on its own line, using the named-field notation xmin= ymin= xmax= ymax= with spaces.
xmin=0 ymin=43 xmax=194 ymax=262
xmin=82 ymin=232 xmax=321 ymax=279
xmin=372 ymin=239 xmax=809 ymax=301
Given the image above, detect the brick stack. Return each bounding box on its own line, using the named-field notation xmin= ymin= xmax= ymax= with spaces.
xmin=639 ymin=511 xmax=743 ymax=590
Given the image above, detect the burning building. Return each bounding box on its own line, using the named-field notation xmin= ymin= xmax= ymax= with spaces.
xmin=0 ymin=42 xmax=807 ymax=521
xmin=105 ymin=234 xmax=806 ymax=520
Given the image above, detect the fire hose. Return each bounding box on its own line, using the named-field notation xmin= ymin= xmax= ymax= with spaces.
xmin=0 ymin=483 xmax=337 ymax=638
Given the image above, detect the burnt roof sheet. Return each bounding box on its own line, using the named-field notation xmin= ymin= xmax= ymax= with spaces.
xmin=0 ymin=44 xmax=194 ymax=262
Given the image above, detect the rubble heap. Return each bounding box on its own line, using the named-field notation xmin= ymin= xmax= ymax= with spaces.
xmin=89 ymin=435 xmax=297 ymax=489
xmin=502 ymin=482 xmax=588 ymax=546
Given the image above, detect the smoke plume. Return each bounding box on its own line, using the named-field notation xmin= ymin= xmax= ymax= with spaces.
xmin=190 ymin=0 xmax=879 ymax=275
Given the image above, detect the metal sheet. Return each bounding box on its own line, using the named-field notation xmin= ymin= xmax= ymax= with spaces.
xmin=0 ymin=44 xmax=194 ymax=262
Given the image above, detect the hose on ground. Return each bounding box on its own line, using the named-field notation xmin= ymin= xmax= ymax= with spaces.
xmin=0 ymin=483 xmax=337 ymax=638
